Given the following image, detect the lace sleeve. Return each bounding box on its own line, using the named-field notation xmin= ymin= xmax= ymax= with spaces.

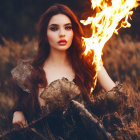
xmin=11 ymin=60 xmax=33 ymax=94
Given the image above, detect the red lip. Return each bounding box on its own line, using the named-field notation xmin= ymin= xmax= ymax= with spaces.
xmin=58 ymin=39 xmax=67 ymax=45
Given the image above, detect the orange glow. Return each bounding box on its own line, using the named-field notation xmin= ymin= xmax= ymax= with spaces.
xmin=80 ymin=0 xmax=140 ymax=93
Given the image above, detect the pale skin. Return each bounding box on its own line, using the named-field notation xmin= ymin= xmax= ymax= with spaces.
xmin=12 ymin=14 xmax=115 ymax=127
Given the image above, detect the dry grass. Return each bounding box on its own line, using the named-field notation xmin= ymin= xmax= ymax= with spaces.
xmin=103 ymin=34 xmax=140 ymax=92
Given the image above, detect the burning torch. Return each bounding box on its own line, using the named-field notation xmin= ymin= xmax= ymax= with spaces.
xmin=80 ymin=0 xmax=140 ymax=93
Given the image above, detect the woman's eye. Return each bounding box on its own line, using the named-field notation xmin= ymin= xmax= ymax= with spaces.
xmin=50 ymin=27 xmax=58 ymax=31
xmin=65 ymin=26 xmax=72 ymax=30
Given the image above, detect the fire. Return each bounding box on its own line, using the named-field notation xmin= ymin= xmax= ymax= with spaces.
xmin=80 ymin=0 xmax=140 ymax=92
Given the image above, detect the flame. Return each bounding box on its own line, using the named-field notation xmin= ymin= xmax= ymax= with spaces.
xmin=80 ymin=0 xmax=140 ymax=93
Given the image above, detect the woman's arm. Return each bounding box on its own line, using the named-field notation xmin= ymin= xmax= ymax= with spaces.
xmin=97 ymin=65 xmax=115 ymax=91
xmin=10 ymin=79 xmax=28 ymax=128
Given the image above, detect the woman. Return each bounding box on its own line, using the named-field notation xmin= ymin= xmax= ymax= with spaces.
xmin=11 ymin=3 xmax=115 ymax=139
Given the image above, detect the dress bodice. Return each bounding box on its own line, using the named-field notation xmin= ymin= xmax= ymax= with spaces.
xmin=39 ymin=77 xmax=84 ymax=115
xmin=11 ymin=60 xmax=85 ymax=115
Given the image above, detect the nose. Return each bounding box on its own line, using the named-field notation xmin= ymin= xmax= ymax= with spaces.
xmin=59 ymin=28 xmax=65 ymax=37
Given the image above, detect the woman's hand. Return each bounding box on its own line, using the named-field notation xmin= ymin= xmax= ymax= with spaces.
xmin=12 ymin=111 xmax=28 ymax=128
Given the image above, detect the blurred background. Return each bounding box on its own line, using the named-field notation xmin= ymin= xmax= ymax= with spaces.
xmin=0 ymin=0 xmax=140 ymax=134
xmin=0 ymin=0 xmax=140 ymax=41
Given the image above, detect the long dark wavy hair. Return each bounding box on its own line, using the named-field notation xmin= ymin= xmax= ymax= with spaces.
xmin=16 ymin=3 xmax=96 ymax=121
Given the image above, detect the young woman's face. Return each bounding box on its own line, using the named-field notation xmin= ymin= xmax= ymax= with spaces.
xmin=47 ymin=14 xmax=74 ymax=51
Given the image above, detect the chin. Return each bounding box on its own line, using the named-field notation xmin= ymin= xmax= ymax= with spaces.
xmin=56 ymin=45 xmax=71 ymax=51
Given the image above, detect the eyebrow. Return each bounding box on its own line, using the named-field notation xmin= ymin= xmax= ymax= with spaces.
xmin=49 ymin=23 xmax=72 ymax=27
xmin=64 ymin=23 xmax=72 ymax=26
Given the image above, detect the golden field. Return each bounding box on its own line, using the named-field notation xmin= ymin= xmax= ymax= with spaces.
xmin=0 ymin=34 xmax=139 ymax=134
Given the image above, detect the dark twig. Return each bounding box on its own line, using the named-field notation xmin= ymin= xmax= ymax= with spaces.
xmin=0 ymin=113 xmax=50 ymax=140
xmin=70 ymin=100 xmax=114 ymax=140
